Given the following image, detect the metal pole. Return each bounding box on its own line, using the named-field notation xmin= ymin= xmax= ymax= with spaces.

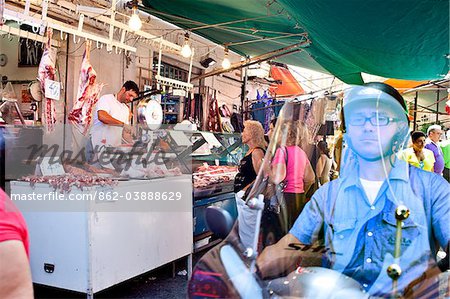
xmin=413 ymin=92 xmax=418 ymax=131
xmin=63 ymin=37 xmax=69 ymax=152
xmin=157 ymin=41 xmax=162 ymax=90
xmin=241 ymin=65 xmax=248 ymax=119
xmin=387 ymin=205 xmax=410 ymax=298
xmin=436 ymin=89 xmax=440 ymax=123
xmin=187 ymin=48 xmax=194 ymax=84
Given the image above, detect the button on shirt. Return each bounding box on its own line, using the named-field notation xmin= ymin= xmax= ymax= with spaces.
xmin=289 ymin=159 xmax=450 ymax=296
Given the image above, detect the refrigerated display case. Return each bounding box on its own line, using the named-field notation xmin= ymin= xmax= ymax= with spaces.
xmin=190 ymin=132 xmax=246 ymax=251
xmin=11 ymin=175 xmax=193 ymax=298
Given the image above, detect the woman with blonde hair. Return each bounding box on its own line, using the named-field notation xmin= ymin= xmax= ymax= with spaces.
xmin=234 ymin=120 xmax=266 ymax=192
xmin=268 ymin=120 xmax=315 ymax=229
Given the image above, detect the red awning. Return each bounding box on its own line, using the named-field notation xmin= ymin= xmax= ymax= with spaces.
xmin=269 ymin=65 xmax=305 ymax=97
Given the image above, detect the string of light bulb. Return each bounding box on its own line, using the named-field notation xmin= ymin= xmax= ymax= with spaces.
xmin=126 ymin=3 xmax=233 ymax=67
xmin=222 ymin=46 xmax=231 ymax=69
xmin=181 ymin=32 xmax=192 ymax=58
xmin=127 ymin=0 xmax=142 ymax=31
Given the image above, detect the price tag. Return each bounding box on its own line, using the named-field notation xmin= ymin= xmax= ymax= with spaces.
xmin=39 ymin=157 xmax=66 ymax=176
xmin=44 ymin=79 xmax=61 ymax=100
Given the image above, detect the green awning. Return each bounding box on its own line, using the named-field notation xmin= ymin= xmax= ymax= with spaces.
xmin=142 ymin=0 xmax=449 ymax=85
xmin=141 ymin=0 xmax=327 ymax=72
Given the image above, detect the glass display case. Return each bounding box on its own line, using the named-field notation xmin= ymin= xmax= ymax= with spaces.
xmin=190 ymin=131 xmax=245 ymax=251
xmin=191 ymin=131 xmax=246 ymax=199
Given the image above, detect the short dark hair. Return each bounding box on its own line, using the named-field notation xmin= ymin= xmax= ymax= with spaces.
xmin=411 ymin=130 xmax=426 ymax=142
xmin=122 ymin=81 xmax=139 ymax=94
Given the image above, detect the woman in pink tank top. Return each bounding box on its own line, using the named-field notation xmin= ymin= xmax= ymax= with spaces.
xmin=268 ymin=120 xmax=315 ymax=229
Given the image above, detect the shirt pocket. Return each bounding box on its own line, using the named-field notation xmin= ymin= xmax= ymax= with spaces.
xmin=329 ymin=218 xmax=357 ymax=255
xmin=380 ymin=212 xmax=420 ymax=256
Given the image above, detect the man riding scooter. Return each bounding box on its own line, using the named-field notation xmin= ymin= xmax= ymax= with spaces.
xmin=189 ymin=83 xmax=450 ymax=298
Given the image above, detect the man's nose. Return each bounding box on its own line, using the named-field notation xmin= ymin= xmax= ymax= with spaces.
xmin=362 ymin=119 xmax=375 ymax=130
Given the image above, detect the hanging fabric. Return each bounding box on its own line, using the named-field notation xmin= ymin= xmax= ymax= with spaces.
xmin=273 ymin=99 xmax=285 ymax=117
xmin=250 ymin=90 xmax=266 ymax=124
xmin=207 ymin=91 xmax=222 ymax=132
xmin=219 ymin=104 xmax=234 ymax=132
xmin=263 ymin=91 xmax=275 ymax=133
xmin=183 ymin=93 xmax=191 ymax=120
xmin=190 ymin=92 xmax=196 ymax=119
xmin=298 ymin=101 xmax=307 ymax=123
xmin=231 ymin=111 xmax=244 ymax=133
xmin=219 ymin=104 xmax=232 ymax=117
xmin=194 ymin=93 xmax=203 ymax=126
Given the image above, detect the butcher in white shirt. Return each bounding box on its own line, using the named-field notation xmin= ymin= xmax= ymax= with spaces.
xmin=88 ymin=80 xmax=139 ymax=164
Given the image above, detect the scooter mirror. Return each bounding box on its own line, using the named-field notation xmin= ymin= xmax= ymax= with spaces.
xmin=205 ymin=206 xmax=234 ymax=239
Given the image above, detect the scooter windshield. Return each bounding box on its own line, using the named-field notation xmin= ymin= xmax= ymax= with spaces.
xmin=189 ymin=85 xmax=450 ymax=299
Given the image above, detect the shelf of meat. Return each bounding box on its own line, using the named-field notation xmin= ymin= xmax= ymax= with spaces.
xmin=193 ymin=163 xmax=238 ymax=198
xmin=19 ymin=161 xmax=185 ymax=191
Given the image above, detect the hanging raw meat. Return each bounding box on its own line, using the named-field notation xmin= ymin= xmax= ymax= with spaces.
xmin=0 ymin=0 xmax=4 ymax=26
xmin=68 ymin=41 xmax=104 ymax=135
xmin=38 ymin=29 xmax=57 ymax=132
xmin=446 ymin=98 xmax=450 ymax=115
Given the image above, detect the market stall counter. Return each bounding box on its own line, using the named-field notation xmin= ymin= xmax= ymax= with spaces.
xmin=10 ymin=174 xmax=193 ymax=297
xmin=8 ymin=126 xmax=194 ymax=298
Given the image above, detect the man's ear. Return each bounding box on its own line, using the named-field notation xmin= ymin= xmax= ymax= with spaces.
xmin=343 ymin=133 xmax=353 ymax=151
xmin=394 ymin=125 xmax=410 ymax=151
xmin=117 ymin=87 xmax=126 ymax=100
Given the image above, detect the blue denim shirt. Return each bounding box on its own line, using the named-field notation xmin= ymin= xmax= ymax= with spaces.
xmin=290 ymin=159 xmax=450 ymax=295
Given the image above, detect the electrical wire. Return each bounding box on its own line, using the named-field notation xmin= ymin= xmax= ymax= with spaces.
xmin=217 ymin=90 xmax=241 ymax=100
xmin=56 ymin=40 xmax=90 ymax=57
xmin=140 ymin=6 xmax=299 ymax=47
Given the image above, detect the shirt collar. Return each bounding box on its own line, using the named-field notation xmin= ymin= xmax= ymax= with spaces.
xmin=340 ymin=156 xmax=409 ymax=190
xmin=426 ymin=138 xmax=438 ymax=146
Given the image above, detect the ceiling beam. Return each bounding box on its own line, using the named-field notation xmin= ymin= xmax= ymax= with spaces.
xmin=403 ymin=79 xmax=450 ymax=94
xmin=192 ymin=41 xmax=309 ymax=81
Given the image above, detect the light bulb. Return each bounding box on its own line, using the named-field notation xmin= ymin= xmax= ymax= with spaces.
xmin=222 ymin=57 xmax=231 ymax=69
xmin=181 ymin=43 xmax=192 ymax=58
xmin=128 ymin=9 xmax=142 ymax=31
